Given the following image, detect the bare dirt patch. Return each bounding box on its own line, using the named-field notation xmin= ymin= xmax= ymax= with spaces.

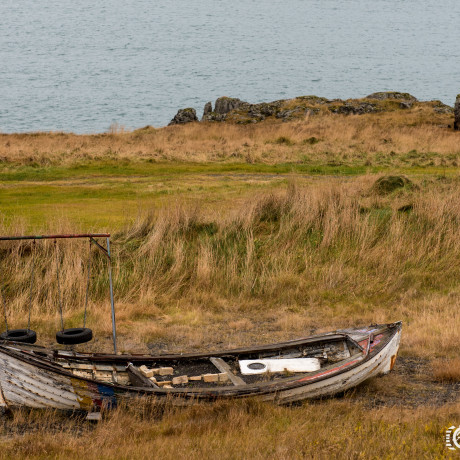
xmin=350 ymin=357 xmax=459 ymax=408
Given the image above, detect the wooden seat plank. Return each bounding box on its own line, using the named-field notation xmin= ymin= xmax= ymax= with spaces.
xmin=210 ymin=357 xmax=246 ymax=386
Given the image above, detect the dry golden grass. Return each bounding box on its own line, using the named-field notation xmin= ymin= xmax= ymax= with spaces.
xmin=433 ymin=359 xmax=460 ymax=383
xmin=0 ymin=114 xmax=459 ymax=457
xmin=0 ymin=176 xmax=459 ymax=358
xmin=0 ymin=399 xmax=458 ymax=459
xmin=0 ymin=106 xmax=458 ymax=167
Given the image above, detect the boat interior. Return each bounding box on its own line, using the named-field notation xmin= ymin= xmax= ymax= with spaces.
xmin=35 ymin=333 xmax=374 ymax=389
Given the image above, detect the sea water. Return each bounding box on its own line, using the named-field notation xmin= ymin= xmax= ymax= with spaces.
xmin=1 ymin=0 xmax=458 ymax=133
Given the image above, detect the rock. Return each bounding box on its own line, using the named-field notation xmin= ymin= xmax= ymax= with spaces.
xmin=202 ymin=112 xmax=227 ymax=122
xmin=366 ymin=92 xmax=418 ymax=102
xmin=276 ymin=107 xmax=318 ymax=121
xmin=371 ymin=175 xmax=414 ymax=195
xmin=295 ymin=95 xmax=330 ymax=105
xmin=201 ymin=97 xmax=248 ymax=122
xmin=168 ymin=108 xmax=198 ymax=126
xmin=330 ymin=102 xmax=379 ymax=115
xmin=250 ymin=101 xmax=283 ymax=117
xmin=454 ymin=95 xmax=460 ymax=130
xmin=214 ymin=97 xmax=247 ymax=115
xmin=399 ymin=101 xmax=413 ymax=109
xmin=202 ymin=101 xmax=213 ymax=120
xmin=432 ymin=101 xmax=454 ymax=114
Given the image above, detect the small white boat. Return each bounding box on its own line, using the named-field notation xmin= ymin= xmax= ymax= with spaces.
xmin=0 ymin=322 xmax=402 ymax=412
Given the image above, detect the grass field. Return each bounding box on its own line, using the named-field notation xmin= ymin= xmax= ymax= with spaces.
xmin=0 ymin=110 xmax=459 ymax=458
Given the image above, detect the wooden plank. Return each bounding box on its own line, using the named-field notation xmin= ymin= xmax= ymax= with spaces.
xmin=126 ymin=363 xmax=159 ymax=388
xmin=68 ymin=363 xmax=94 ymax=371
xmin=86 ymin=412 xmax=102 ymax=421
xmin=0 ymin=383 xmax=8 ymax=411
xmin=210 ymin=357 xmax=246 ymax=386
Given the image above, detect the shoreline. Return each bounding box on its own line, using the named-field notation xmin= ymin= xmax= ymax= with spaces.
xmin=0 ymin=91 xmax=458 ymax=135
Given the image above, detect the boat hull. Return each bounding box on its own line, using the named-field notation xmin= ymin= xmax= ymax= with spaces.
xmin=0 ymin=323 xmax=402 ymax=411
xmin=271 ymin=325 xmax=400 ymax=403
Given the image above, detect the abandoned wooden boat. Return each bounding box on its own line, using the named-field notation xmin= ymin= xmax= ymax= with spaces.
xmin=0 ymin=321 xmax=402 ymax=412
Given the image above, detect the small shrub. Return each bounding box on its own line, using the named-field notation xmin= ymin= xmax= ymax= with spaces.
xmin=273 ymin=136 xmax=294 ymax=146
xmin=397 ymin=204 xmax=413 ymax=213
xmin=371 ymin=175 xmax=414 ymax=195
xmin=302 ymin=136 xmax=321 ymax=145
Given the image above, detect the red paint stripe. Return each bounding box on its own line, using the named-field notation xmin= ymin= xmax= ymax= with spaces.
xmin=369 ymin=334 xmax=383 ymax=352
xmin=297 ymin=359 xmax=361 ymax=382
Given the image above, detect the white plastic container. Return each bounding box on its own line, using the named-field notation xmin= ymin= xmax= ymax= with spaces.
xmin=239 ymin=358 xmax=321 ymax=375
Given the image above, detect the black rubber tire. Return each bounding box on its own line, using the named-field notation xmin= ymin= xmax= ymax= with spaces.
xmin=0 ymin=329 xmax=37 ymax=344
xmin=56 ymin=327 xmax=93 ymax=345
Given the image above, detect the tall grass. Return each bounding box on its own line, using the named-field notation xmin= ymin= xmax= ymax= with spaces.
xmin=0 ymin=399 xmax=458 ymax=459
xmin=0 ymin=107 xmax=458 ymax=167
xmin=0 ymin=177 xmax=458 ymax=355
xmin=1 ymin=114 xmax=458 ymax=457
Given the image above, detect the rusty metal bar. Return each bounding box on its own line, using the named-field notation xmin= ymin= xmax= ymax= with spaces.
xmin=0 ymin=234 xmax=110 ymax=241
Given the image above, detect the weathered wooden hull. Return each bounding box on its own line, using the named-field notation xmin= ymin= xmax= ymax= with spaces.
xmin=0 ymin=322 xmax=401 ymax=411
xmin=270 ymin=325 xmax=401 ymax=403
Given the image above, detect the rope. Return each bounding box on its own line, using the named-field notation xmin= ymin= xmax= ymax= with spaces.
xmin=55 ymin=240 xmax=64 ymax=332
xmin=27 ymin=241 xmax=36 ymax=332
xmin=83 ymin=238 xmax=92 ymax=328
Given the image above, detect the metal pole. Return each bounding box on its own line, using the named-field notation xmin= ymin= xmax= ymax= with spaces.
xmin=0 ymin=233 xmax=110 ymax=241
xmin=106 ymin=237 xmax=117 ymax=354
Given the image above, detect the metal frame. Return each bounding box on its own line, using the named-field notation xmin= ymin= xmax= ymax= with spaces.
xmin=0 ymin=233 xmax=117 ymax=353
xmin=0 ymin=233 xmax=110 ymax=241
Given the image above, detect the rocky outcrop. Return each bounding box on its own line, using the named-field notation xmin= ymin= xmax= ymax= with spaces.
xmin=365 ymin=92 xmax=418 ymax=110
xmin=171 ymin=91 xmax=453 ymax=126
xmin=366 ymin=91 xmax=418 ymax=102
xmin=454 ymin=95 xmax=460 ymax=130
xmin=432 ymin=101 xmax=454 ymax=114
xmin=214 ymin=97 xmax=248 ymax=115
xmin=399 ymin=101 xmax=414 ymax=109
xmin=296 ymin=96 xmax=330 ymax=105
xmin=276 ymin=107 xmax=318 ymax=121
xmin=202 ymin=97 xmax=249 ymax=122
xmin=168 ymin=108 xmax=198 ymax=126
xmin=329 ymin=101 xmax=379 ymax=115
xmin=202 ymin=97 xmax=316 ymax=124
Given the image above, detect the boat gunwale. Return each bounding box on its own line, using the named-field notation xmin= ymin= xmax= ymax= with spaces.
xmin=24 ymin=332 xmax=355 ymax=363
